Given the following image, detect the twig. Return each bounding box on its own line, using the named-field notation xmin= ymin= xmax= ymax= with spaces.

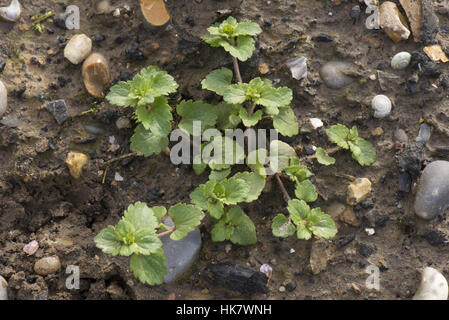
xmin=103 ymin=152 xmax=142 ymax=166
xmin=157 ymin=227 xmax=175 ymax=238
xmin=274 ymin=173 xmax=291 ymax=202
xmin=232 ymin=56 xmax=243 ymax=83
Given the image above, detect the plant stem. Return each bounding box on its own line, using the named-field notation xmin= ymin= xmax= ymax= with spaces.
xmin=103 ymin=152 xmax=142 ymax=166
xmin=300 ymin=146 xmax=341 ymax=162
xmin=232 ymin=56 xmax=243 ymax=83
xmin=274 ymin=173 xmax=291 ymax=202
xmin=157 ymin=227 xmax=175 ymax=238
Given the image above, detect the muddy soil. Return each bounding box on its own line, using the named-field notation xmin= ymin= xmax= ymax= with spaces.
xmin=0 ymin=0 xmax=449 ymax=300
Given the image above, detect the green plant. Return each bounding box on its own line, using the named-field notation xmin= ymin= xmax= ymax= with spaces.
xmin=97 ymin=16 xmax=377 ymax=286
xmin=94 ymin=202 xmax=203 ymax=285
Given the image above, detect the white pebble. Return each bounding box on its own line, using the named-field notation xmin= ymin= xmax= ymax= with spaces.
xmin=114 ymin=172 xmax=124 ymax=181
xmin=64 ymin=34 xmax=92 ymax=64
xmin=260 ymin=263 xmax=272 ymax=279
xmin=0 ymin=275 xmax=7 ymax=300
xmin=289 ymin=248 xmax=295 ymax=254
xmin=309 ymin=118 xmax=323 ymax=129
xmin=365 ymin=228 xmax=375 ymax=236
xmin=369 ymin=74 xmax=377 ymax=81
xmin=413 ymin=267 xmax=448 ymax=300
xmin=23 ymin=240 xmax=39 ymax=256
xmin=0 ymin=80 xmax=7 ymax=118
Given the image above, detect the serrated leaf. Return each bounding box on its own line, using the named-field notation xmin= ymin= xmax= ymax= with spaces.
xmin=152 ymin=206 xmax=167 ymax=223
xmin=229 ymin=211 xmax=257 ymax=245
xmin=211 ymin=219 xmax=234 ymax=242
xmin=114 ymin=220 xmax=136 ymax=256
xmin=216 ymin=102 xmax=241 ymax=130
xmin=296 ymin=224 xmax=313 ymax=240
xmin=209 ymin=168 xmax=231 ymax=181
xmin=129 ymin=249 xmax=168 ymax=285
xmin=206 ymin=136 xmax=245 ymax=170
xmin=315 ymin=147 xmax=336 ymax=166
xmin=133 ymin=229 xmax=162 ymax=255
xmin=201 ymin=68 xmax=233 ymax=96
xmin=288 ymin=199 xmax=311 ymax=224
xmin=176 ymin=100 xmax=218 ymax=135
xmin=219 ymin=177 xmax=250 ymax=204
xmin=272 ymin=214 xmax=296 ymax=238
xmin=294 ymin=179 xmax=318 ymax=203
xmin=233 ymin=171 xmax=265 ymax=202
xmin=190 ymin=180 xmax=215 ymax=208
xmin=326 ymin=124 xmax=350 ymax=149
xmin=207 ymin=200 xmax=225 ymax=219
xmin=223 ymin=83 xmax=248 ymax=104
xmin=269 ymin=140 xmax=297 ymax=173
xmin=135 ymin=96 xmax=172 ymax=136
xmin=220 ymin=35 xmax=255 ymax=62
xmin=349 ymin=137 xmax=376 ymax=166
xmin=277 ymin=87 xmax=293 ymax=106
xmin=284 ymin=157 xmax=314 ymax=183
xmin=106 ymin=81 xmax=135 ymax=107
xmin=168 ymin=204 xmax=205 ymax=240
xmin=234 ymin=21 xmax=262 ymax=36
xmin=239 ymin=107 xmax=262 ymax=127
xmin=130 ymin=124 xmax=168 ymax=157
xmin=94 ymin=226 xmax=122 ymax=256
xmin=272 ymin=107 xmax=298 ymax=137
xmin=137 ymin=66 xmax=178 ymax=98
xmin=308 ymin=208 xmax=338 ymax=239
xmin=123 ymin=202 xmax=159 ymax=231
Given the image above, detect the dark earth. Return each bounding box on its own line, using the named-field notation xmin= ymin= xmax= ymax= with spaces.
xmin=0 ymin=0 xmax=449 ymax=300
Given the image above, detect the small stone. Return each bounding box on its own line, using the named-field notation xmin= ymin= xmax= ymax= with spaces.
xmin=379 ymin=1 xmax=410 ymax=43
xmin=413 ymin=267 xmax=448 ymax=300
xmin=414 ymin=160 xmax=449 ymax=219
xmin=23 ymin=240 xmax=39 ymax=256
xmin=259 ymin=263 xmax=272 ymax=279
xmin=365 ymin=228 xmax=375 ymax=236
xmin=394 ymin=129 xmax=408 ymax=145
xmin=33 ymin=256 xmax=61 ymax=276
xmin=0 ymin=275 xmax=7 ymax=300
xmin=125 ymin=42 xmax=146 ymax=61
xmin=258 ymin=63 xmax=269 ymax=75
xmin=0 ymin=80 xmax=7 ymax=118
xmin=319 ymin=61 xmax=355 ymax=89
xmin=339 ymin=207 xmax=360 ymax=227
xmin=310 ymin=239 xmax=331 ymax=275
xmin=64 ymin=34 xmax=92 ymax=64
xmin=116 ymin=117 xmax=131 ymax=129
xmin=140 ymin=0 xmax=170 ymax=26
xmin=313 ymin=33 xmax=333 ymax=42
xmin=285 ymin=56 xmax=307 ymax=81
xmin=161 ymin=217 xmax=201 ymax=283
xmin=44 ymin=99 xmax=68 ymax=125
xmin=371 ymin=127 xmax=383 ymax=136
xmin=398 ymin=171 xmax=412 ymax=192
xmin=225 ymin=244 xmax=232 ymax=254
xmin=358 ymin=243 xmax=376 ymax=257
xmin=309 ymin=118 xmax=323 ymax=129
xmin=279 ymin=286 xmax=286 ymax=292
xmin=81 ymin=53 xmax=110 ymax=98
xmin=399 ymin=0 xmax=422 ymax=42
xmin=286 ymin=281 xmax=296 ymax=292
xmin=423 ymin=45 xmax=449 ymax=63
xmin=18 ymin=23 xmax=29 ymax=31
xmin=65 ymin=152 xmax=88 ymax=179
xmin=347 ymin=178 xmax=372 ymax=206
xmin=416 ymin=123 xmax=431 ymax=143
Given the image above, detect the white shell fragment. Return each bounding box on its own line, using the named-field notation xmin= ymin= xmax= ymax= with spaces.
xmin=309 ymin=118 xmax=323 ymax=129
xmin=413 ymin=267 xmax=448 ymax=300
xmin=0 ymin=275 xmax=7 ymax=300
xmin=391 ymin=52 xmax=411 ymax=70
xmin=0 ymin=0 xmax=21 ymax=22
xmin=0 ymin=80 xmax=7 ymax=118
xmin=23 ymin=240 xmax=39 ymax=256
xmin=64 ymin=34 xmax=92 ymax=65
xmin=260 ymin=264 xmax=273 ymax=279
xmin=416 ymin=123 xmax=431 ymax=143
xmin=365 ymin=228 xmax=375 ymax=236
xmin=286 ymin=56 xmax=307 ymax=80
xmin=371 ymin=94 xmax=392 ymax=118
xmin=65 ymin=5 xmax=80 ymax=30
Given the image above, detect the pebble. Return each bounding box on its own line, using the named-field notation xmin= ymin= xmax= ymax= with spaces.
xmin=116 ymin=117 xmax=131 ymax=129
xmin=365 ymin=228 xmax=375 ymax=236
xmin=394 ymin=129 xmax=408 ymax=145
xmin=96 ymin=0 xmax=114 ymax=14
xmin=33 ymin=256 xmax=61 ymax=276
xmin=0 ymin=80 xmax=7 ymax=118
xmin=339 ymin=207 xmax=360 ymax=227
xmin=371 ymin=127 xmax=383 ymax=136
xmin=399 ymin=0 xmax=421 ymax=42
xmin=379 ymin=1 xmax=410 ymax=43
xmin=347 ymin=178 xmax=372 ymax=206
xmin=309 ymin=118 xmax=323 ymax=129
xmin=161 ymin=217 xmax=201 ymax=283
xmin=279 ymin=286 xmax=286 ymax=292
xmin=319 ymin=61 xmax=355 ymax=89
xmin=0 ymin=275 xmax=7 ymax=300
xmin=44 ymin=99 xmax=68 ymax=125
xmin=310 ymin=239 xmax=331 ymax=275
xmin=416 ymin=123 xmax=430 ymax=143
xmin=413 ymin=267 xmax=448 ymax=300
xmin=286 ymin=281 xmax=296 ymax=292
xmin=65 ymin=152 xmax=88 ymax=179
xmin=371 ymin=94 xmax=392 ymax=118
xmin=286 ymin=56 xmax=307 ymax=81
xmin=414 ymin=160 xmax=449 ymax=220
xmin=423 ymin=45 xmax=449 ymax=64
xmin=140 ymin=0 xmax=170 ymax=26
xmin=23 ymin=240 xmax=39 ymax=256
xmin=258 ymin=63 xmax=269 ymax=75
xmin=81 ymin=53 xmax=110 ymax=98
xmin=64 ymin=34 xmax=92 ymax=64
xmin=259 ymin=263 xmax=272 ymax=279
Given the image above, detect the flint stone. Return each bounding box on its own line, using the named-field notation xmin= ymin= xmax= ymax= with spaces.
xmin=44 ymin=100 xmax=68 ymax=124
xmin=414 ymin=160 xmax=449 ymax=219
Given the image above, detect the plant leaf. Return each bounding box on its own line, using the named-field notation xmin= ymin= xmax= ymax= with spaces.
xmin=284 ymin=157 xmax=314 ymax=183
xmin=233 ymin=171 xmax=266 ymax=202
xmin=349 ymin=138 xmax=376 ymax=166
xmin=94 ymin=226 xmax=122 ymax=256
xmin=308 ymin=208 xmax=338 ymax=239
xmin=201 ymin=68 xmax=233 ymax=96
xmin=272 ymin=106 xmax=298 ymax=137
xmin=271 ymin=214 xmax=296 ymax=238
xmin=190 ymin=180 xmax=216 ymax=208
xmin=207 ymin=200 xmax=225 ymax=219
xmin=114 ymin=220 xmax=136 ymax=256
xmin=326 ymin=124 xmax=350 ymax=149
xmin=223 ymin=83 xmax=248 ymax=104
xmin=294 ymin=179 xmax=318 ymax=203
xmin=123 ymin=202 xmax=159 ymax=231
xmin=288 ymin=199 xmax=311 ymax=224
xmin=106 ymin=81 xmax=135 ymax=107
xmin=211 ymin=219 xmax=234 ymax=242
xmin=239 ymin=107 xmax=262 ymax=127
xmin=129 ymin=249 xmax=168 ymax=285
xmin=176 ymin=100 xmax=218 ymax=135
xmin=215 ymin=102 xmax=241 ymax=130
xmin=152 ymin=206 xmax=167 ymax=223
xmin=220 ymin=35 xmax=255 ymax=62
xmin=130 ymin=124 xmax=168 ymax=157
xmin=168 ymin=204 xmax=205 ymax=240
xmin=269 ymin=140 xmax=297 ymax=173
xmin=228 ymin=206 xmax=257 ymax=245
xmin=296 ymin=224 xmax=313 ymax=240
xmin=135 ymin=96 xmax=172 ymax=136
xmin=133 ymin=229 xmax=162 ymax=255
xmin=220 ymin=177 xmax=250 ymax=204
xmin=315 ymin=147 xmax=336 ymax=166
xmin=209 ymin=168 xmax=231 ymax=181
xmin=234 ymin=21 xmax=262 ymax=36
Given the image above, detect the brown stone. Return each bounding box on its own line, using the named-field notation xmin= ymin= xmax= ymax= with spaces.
xmin=347 ymin=178 xmax=372 ymax=206
xmin=379 ymin=1 xmax=411 ymax=43
xmin=399 ymin=0 xmax=422 ymax=42
xmin=339 ymin=207 xmax=361 ymax=227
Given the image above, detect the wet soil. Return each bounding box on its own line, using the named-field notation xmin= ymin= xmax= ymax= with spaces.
xmin=0 ymin=0 xmax=449 ymax=300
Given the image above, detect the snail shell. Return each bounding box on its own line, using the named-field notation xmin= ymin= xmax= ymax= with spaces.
xmin=413 ymin=267 xmax=448 ymax=300
xmin=82 ymin=53 xmax=110 ymax=98
xmin=319 ymin=61 xmax=355 ymax=89
xmin=391 ymin=51 xmax=411 ymax=70
xmin=371 ymin=94 xmax=392 ymax=118
xmin=0 ymin=0 xmax=21 ymax=22
xmin=0 ymin=80 xmax=7 ymax=118
xmin=139 ymin=0 xmax=170 ymax=26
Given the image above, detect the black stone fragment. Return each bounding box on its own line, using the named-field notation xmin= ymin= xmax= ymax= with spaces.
xmin=202 ymin=263 xmax=268 ymax=294
xmin=339 ymin=234 xmax=355 ymax=247
xmin=358 ymin=243 xmax=375 ymax=258
xmin=125 ymin=43 xmax=146 ymax=61
xmin=395 ymin=142 xmax=425 ymax=179
xmin=398 ymin=171 xmax=412 ymax=192
xmin=313 ymin=33 xmax=333 ymax=42
xmin=44 ymin=99 xmax=68 ymax=125
xmin=0 ymin=61 xmax=5 ymax=74
xmin=285 ymin=282 xmax=297 ymax=292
